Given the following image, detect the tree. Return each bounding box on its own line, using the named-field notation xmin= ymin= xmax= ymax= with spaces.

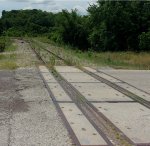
xmin=0 ymin=20 xmax=3 ymax=35
xmin=0 ymin=1 xmax=149 ymax=52
xmin=50 ymin=10 xmax=89 ymax=50
xmin=88 ymin=0 xmax=150 ymax=51
xmin=0 ymin=10 xmax=55 ymax=36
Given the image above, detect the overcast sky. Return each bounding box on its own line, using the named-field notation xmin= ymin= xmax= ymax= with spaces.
xmin=0 ymin=0 xmax=97 ymax=16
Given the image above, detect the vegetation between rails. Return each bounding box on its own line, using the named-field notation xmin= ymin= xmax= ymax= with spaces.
xmin=32 ymin=37 xmax=150 ymax=70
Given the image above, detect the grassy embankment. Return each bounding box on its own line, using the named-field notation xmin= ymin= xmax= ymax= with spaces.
xmin=0 ymin=37 xmax=17 ymax=70
xmin=33 ymin=37 xmax=150 ymax=70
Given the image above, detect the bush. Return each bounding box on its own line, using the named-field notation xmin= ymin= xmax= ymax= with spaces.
xmin=4 ymin=28 xmax=25 ymax=37
xmin=49 ymin=31 xmax=63 ymax=44
xmin=139 ymin=31 xmax=150 ymax=51
xmin=0 ymin=38 xmax=6 ymax=52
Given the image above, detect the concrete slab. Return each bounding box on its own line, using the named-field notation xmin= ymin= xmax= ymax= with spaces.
xmin=58 ymin=72 xmax=100 ymax=83
xmin=39 ymin=66 xmax=58 ymax=83
xmin=39 ymin=66 xmax=50 ymax=73
xmin=0 ymin=122 xmax=9 ymax=146
xmin=8 ymin=67 xmax=72 ymax=146
xmin=84 ymin=67 xmax=97 ymax=73
xmin=47 ymin=83 xmax=72 ymax=101
xmin=41 ymin=72 xmax=57 ymax=83
xmin=0 ymin=70 xmax=15 ymax=146
xmin=10 ymin=101 xmax=71 ymax=146
xmin=93 ymin=102 xmax=150 ymax=144
xmin=100 ymin=70 xmax=150 ymax=94
xmin=95 ymin=72 xmax=121 ymax=83
xmin=59 ymin=103 xmax=107 ymax=146
xmin=72 ymin=83 xmax=132 ymax=102
xmin=116 ymin=83 xmax=150 ymax=101
xmin=18 ymin=86 xmax=50 ymax=102
xmin=0 ymin=71 xmax=16 ymax=92
xmin=55 ymin=66 xmax=83 ymax=73
xmin=83 ymin=67 xmax=121 ymax=83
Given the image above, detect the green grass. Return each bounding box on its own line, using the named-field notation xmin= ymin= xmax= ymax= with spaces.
xmin=0 ymin=61 xmax=18 ymax=70
xmin=5 ymin=43 xmax=16 ymax=52
xmin=5 ymin=37 xmax=16 ymax=52
xmin=31 ymin=37 xmax=150 ymax=70
xmin=0 ymin=38 xmax=18 ymax=70
xmin=0 ymin=54 xmax=16 ymax=59
xmin=0 ymin=54 xmax=18 ymax=70
xmin=99 ymin=52 xmax=150 ymax=69
xmin=76 ymin=51 xmax=150 ymax=69
xmin=0 ymin=37 xmax=16 ymax=52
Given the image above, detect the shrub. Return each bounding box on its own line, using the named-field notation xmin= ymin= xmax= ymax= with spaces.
xmin=0 ymin=38 xmax=6 ymax=52
xmin=49 ymin=31 xmax=63 ymax=44
xmin=139 ymin=31 xmax=150 ymax=51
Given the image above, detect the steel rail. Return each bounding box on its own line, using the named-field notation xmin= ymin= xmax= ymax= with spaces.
xmin=29 ymin=41 xmax=113 ymax=146
xmin=53 ymin=68 xmax=134 ymax=146
xmin=28 ymin=40 xmax=138 ymax=146
xmin=97 ymin=70 xmax=150 ymax=96
xmin=30 ymin=42 xmax=150 ymax=109
xmin=82 ymin=68 xmax=150 ymax=109
xmin=28 ymin=40 xmax=150 ymax=146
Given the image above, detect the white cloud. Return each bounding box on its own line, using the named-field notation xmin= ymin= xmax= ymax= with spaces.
xmin=31 ymin=0 xmax=55 ymax=5
xmin=23 ymin=6 xmax=33 ymax=10
xmin=0 ymin=0 xmax=97 ymax=16
xmin=73 ymin=5 xmax=87 ymax=15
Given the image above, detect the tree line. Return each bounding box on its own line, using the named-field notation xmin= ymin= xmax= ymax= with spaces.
xmin=0 ymin=0 xmax=150 ymax=52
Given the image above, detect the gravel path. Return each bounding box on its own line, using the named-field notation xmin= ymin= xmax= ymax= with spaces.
xmin=0 ymin=39 xmax=72 ymax=146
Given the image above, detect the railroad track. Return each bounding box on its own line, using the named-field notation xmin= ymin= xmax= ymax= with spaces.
xmin=29 ymin=40 xmax=150 ymax=109
xmin=28 ymin=40 xmax=150 ymax=146
xmin=82 ymin=69 xmax=150 ymax=109
xmin=97 ymin=70 xmax=150 ymax=96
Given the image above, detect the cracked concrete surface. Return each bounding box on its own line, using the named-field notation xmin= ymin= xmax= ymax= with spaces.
xmin=0 ymin=67 xmax=72 ymax=146
xmin=0 ymin=40 xmax=72 ymax=146
xmin=100 ymin=70 xmax=150 ymax=94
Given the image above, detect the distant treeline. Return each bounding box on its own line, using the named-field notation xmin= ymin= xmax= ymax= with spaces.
xmin=0 ymin=0 xmax=150 ymax=51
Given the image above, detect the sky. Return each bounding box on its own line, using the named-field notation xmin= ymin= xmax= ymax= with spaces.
xmin=0 ymin=0 xmax=97 ymax=16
